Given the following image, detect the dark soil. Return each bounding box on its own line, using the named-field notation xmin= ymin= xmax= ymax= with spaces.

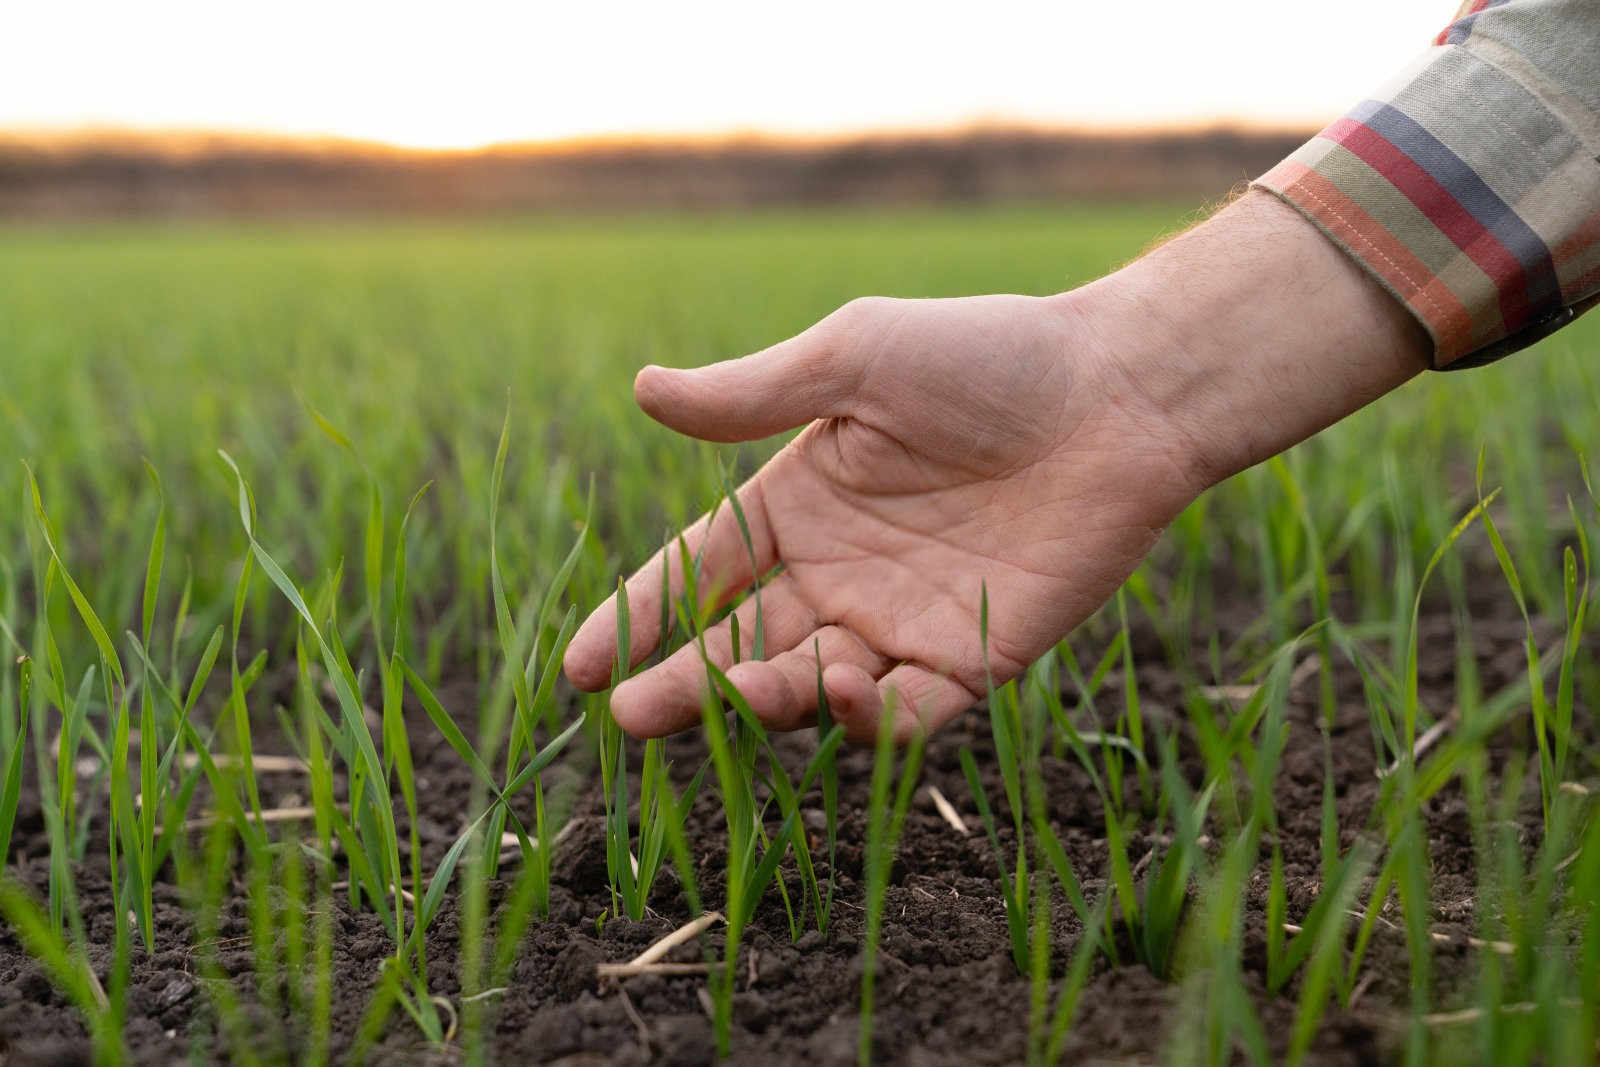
xmin=0 ymin=593 xmax=1584 ymax=1066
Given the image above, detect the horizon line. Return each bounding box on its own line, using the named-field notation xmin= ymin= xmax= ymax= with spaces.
xmin=0 ymin=116 xmax=1322 ymax=158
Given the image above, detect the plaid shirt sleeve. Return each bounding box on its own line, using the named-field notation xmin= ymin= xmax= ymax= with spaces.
xmin=1253 ymin=0 xmax=1600 ymax=369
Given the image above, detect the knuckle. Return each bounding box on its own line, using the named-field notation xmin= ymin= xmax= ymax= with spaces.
xmin=831 ymin=295 xmax=893 ymax=333
xmin=812 ymin=297 xmax=898 ymax=394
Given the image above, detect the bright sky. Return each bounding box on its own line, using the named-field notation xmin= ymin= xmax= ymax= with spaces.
xmin=6 ymin=1 xmax=1451 ymax=150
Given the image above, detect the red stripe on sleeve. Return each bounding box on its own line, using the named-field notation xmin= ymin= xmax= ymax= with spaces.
xmin=1322 ymin=117 xmax=1530 ymax=328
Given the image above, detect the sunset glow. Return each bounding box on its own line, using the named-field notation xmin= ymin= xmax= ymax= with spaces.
xmin=11 ymin=1 xmax=1450 ymax=149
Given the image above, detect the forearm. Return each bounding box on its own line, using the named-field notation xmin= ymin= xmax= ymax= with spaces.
xmin=1062 ymin=191 xmax=1432 ymax=493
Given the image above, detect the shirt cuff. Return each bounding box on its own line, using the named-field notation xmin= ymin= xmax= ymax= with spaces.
xmin=1252 ymin=34 xmax=1600 ymax=369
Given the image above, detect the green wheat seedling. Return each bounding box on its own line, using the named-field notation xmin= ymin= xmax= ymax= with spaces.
xmin=307 ymin=405 xmax=443 ymax=993
xmin=627 ymin=736 xmax=677 ymax=917
xmin=1565 ymin=790 xmax=1600 ymax=1059
xmin=682 ymin=465 xmax=840 ymax=939
xmin=1134 ymin=738 xmax=1213 ymax=981
xmin=1017 ymin=649 xmax=1123 ymax=1064
xmin=1397 ymin=480 xmax=1500 ymax=770
xmin=169 ymin=778 xmax=267 ymax=1064
xmin=217 ymin=453 xmax=401 ymax=916
xmin=701 ymin=663 xmax=845 ymax=1056
xmin=218 ymin=434 xmax=590 ymax=1051
xmin=857 ymin=691 xmax=925 ymax=1067
xmin=1114 ymin=593 xmax=1153 ymax=812
xmin=24 ymin=474 xmax=116 ymax=945
xmin=1039 ymin=896 xmax=1109 ymax=1066
xmin=296 ymin=630 xmax=340 ymax=1064
xmin=21 ymin=468 xmax=176 ymax=1050
xmin=963 ymin=585 xmax=1031 ymax=974
xmin=1476 ymin=451 xmax=1591 ymax=822
xmin=600 ymin=578 xmax=681 ymax=921
xmin=962 ymin=743 xmax=1029 ymax=972
xmin=1321 ymin=642 xmax=1572 ymax=1022
xmin=404 ymin=668 xmax=585 ymax=1060
xmin=1344 ymin=477 xmax=1517 ymax=1060
xmin=1097 ymin=596 xmax=1150 ymax=945
xmin=397 ymin=662 xmax=590 ymax=1048
xmin=687 ymin=469 xmax=846 ymax=1053
xmin=1478 ymin=468 xmax=1555 ymax=805
xmin=1028 ymin=646 xmax=1118 ymax=914
xmin=1462 ymin=774 xmax=1590 ymax=1063
xmin=718 ymin=460 xmax=827 ymax=938
xmin=1280 ymin=840 xmax=1377 ymax=1065
xmin=215 ymin=451 xmax=466 ymax=1046
xmin=962 ymin=669 xmax=1095 ymax=980
xmin=1268 ymin=458 xmax=1338 ymax=722
xmin=721 ymin=472 xmax=835 ymax=941
xmin=1268 ymin=457 xmax=1346 ymax=893
xmin=478 ymin=408 xmax=590 ymax=884
xmin=0 ymin=652 xmax=31 ymax=873
xmin=0 ymin=878 xmax=120 ymax=1060
xmin=434 ymin=411 xmax=595 ymax=1056
xmin=400 ymin=667 xmax=586 ymax=916
xmin=1167 ymin=666 xmax=1288 ymax=1067
xmin=964 ymin=603 xmax=1105 ymax=979
xmin=811 ymin=641 xmax=843 ymax=936
xmin=601 ymin=576 xmax=636 ymax=917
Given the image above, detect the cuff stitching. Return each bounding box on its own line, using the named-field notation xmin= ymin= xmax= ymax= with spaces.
xmin=1290 ymin=181 xmax=1452 ymax=360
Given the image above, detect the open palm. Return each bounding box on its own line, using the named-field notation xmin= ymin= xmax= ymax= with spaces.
xmin=562 ymin=293 xmax=1201 ymax=741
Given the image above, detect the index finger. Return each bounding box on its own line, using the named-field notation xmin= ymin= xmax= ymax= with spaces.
xmin=562 ymin=472 xmax=776 ymax=691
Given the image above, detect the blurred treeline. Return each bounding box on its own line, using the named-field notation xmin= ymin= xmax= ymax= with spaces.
xmin=0 ymin=125 xmax=1307 ymax=219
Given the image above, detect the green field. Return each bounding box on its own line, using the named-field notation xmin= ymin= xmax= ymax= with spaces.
xmin=5 ymin=207 xmax=1596 ymax=634
xmin=3 ymin=205 xmax=1600 ymax=1063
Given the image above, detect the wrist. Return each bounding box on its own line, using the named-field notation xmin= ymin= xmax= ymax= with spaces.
xmin=1059 ymin=191 xmax=1430 ymax=495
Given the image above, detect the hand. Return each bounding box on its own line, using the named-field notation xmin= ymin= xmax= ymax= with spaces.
xmin=561 ymin=192 xmax=1429 ymax=741
xmin=560 ymin=291 xmax=1199 ymax=741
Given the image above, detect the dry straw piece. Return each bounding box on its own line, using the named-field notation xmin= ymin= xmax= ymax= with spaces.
xmin=595 ymin=911 xmax=726 ymax=980
xmin=927 ymin=785 xmax=969 ymax=836
xmin=156 ymin=805 xmax=338 ymax=837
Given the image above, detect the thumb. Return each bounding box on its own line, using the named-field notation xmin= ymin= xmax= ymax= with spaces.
xmin=634 ymin=306 xmax=869 ymax=442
